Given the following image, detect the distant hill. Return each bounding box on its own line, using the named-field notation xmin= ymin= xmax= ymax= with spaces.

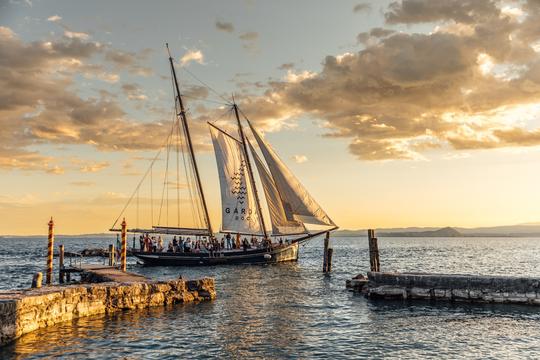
xmin=335 ymin=223 xmax=540 ymax=238
xmin=379 ymin=227 xmax=462 ymax=237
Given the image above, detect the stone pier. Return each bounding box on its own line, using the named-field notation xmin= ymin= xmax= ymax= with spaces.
xmin=0 ymin=277 xmax=215 ymax=346
xmin=361 ymin=272 xmax=540 ymax=305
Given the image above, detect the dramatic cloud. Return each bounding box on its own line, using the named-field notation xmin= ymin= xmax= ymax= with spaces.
xmin=180 ymin=49 xmax=204 ymax=66
xmin=215 ymin=20 xmax=234 ymax=33
xmin=0 ymin=27 xmax=171 ymax=173
xmin=239 ymin=0 xmax=540 ymax=160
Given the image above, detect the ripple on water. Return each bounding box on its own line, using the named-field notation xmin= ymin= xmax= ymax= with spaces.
xmin=1 ymin=236 xmax=540 ymax=358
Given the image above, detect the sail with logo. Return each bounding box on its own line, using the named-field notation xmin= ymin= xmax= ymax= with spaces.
xmin=110 ymin=44 xmax=337 ymax=266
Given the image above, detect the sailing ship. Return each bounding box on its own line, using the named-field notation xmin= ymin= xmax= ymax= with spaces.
xmin=110 ymin=45 xmax=337 ymax=266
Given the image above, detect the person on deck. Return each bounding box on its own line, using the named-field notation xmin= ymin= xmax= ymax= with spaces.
xmin=225 ymin=233 xmax=231 ymax=250
xmin=178 ymin=237 xmax=184 ymax=253
xmin=167 ymin=241 xmax=173 ymax=252
xmin=157 ymin=236 xmax=164 ymax=252
xmin=139 ymin=235 xmax=144 ymax=251
xmin=220 ymin=237 xmax=225 ymax=250
xmin=172 ymin=236 xmax=178 ymax=252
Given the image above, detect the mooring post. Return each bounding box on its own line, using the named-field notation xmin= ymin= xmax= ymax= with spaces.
xmin=46 ymin=217 xmax=54 ymax=285
xmin=121 ymin=218 xmax=127 ymax=272
xmin=59 ymin=244 xmax=65 ymax=284
xmin=368 ymin=229 xmax=380 ymax=272
xmin=327 ymin=247 xmax=333 ymax=272
xmin=109 ymin=244 xmax=115 ymax=266
xmin=31 ymin=272 xmax=43 ymax=288
xmin=323 ymin=231 xmax=331 ymax=272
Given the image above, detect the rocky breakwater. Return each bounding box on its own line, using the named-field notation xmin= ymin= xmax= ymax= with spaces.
xmin=365 ymin=272 xmax=540 ymax=305
xmin=0 ymin=278 xmax=215 ymax=346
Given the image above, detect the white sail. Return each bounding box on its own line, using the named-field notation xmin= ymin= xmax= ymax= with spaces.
xmin=209 ymin=124 xmax=262 ymax=235
xmin=248 ymin=140 xmax=306 ymax=235
xmin=248 ymin=120 xmax=335 ymax=227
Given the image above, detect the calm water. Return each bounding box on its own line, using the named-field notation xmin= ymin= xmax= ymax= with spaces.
xmin=1 ymin=235 xmax=540 ymax=359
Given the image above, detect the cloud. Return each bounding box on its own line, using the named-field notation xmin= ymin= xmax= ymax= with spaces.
xmin=235 ymin=0 xmax=540 ymax=160
xmin=353 ymin=3 xmax=371 ymax=13
xmin=292 ymin=154 xmax=308 ymax=163
xmin=70 ymin=181 xmax=95 ymax=187
xmin=122 ymin=83 xmax=147 ymax=101
xmin=278 ymin=62 xmax=295 ymax=70
xmin=239 ymin=32 xmax=259 ymax=52
xmin=47 ymin=15 xmax=61 ymax=22
xmin=0 ymin=27 xmax=173 ymax=173
xmin=215 ymin=20 xmax=234 ymax=33
xmin=180 ymin=49 xmax=204 ymax=66
xmin=63 ymin=30 xmax=90 ymax=40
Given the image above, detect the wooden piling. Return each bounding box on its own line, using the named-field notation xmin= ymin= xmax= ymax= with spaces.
xmin=58 ymin=245 xmax=65 ymax=284
xmin=109 ymin=244 xmax=115 ymax=267
xmin=368 ymin=229 xmax=380 ymax=272
xmin=121 ymin=218 xmax=127 ymax=272
xmin=327 ymin=248 xmax=333 ymax=272
xmin=46 ymin=217 xmax=54 ymax=285
xmin=31 ymin=272 xmax=42 ymax=288
xmin=323 ymin=231 xmax=331 ymax=272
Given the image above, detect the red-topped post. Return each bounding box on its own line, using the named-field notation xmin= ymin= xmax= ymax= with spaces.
xmin=46 ymin=217 xmax=54 ymax=285
xmin=121 ymin=218 xmax=127 ymax=272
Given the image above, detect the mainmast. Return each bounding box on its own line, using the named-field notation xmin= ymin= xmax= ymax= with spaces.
xmin=232 ymin=102 xmax=268 ymax=239
xmin=166 ymin=43 xmax=213 ymax=237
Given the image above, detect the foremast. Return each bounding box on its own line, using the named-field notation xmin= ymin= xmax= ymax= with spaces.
xmin=232 ymin=102 xmax=268 ymax=239
xmin=166 ymin=43 xmax=213 ymax=237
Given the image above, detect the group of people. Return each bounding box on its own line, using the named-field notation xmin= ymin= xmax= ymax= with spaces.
xmin=138 ymin=232 xmax=290 ymax=254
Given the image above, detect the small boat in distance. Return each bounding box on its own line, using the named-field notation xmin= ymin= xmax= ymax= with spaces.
xmin=110 ymin=45 xmax=337 ymax=266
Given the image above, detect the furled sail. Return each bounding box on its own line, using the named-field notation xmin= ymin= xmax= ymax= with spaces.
xmin=247 ymin=120 xmax=335 ymax=227
xmin=209 ymin=124 xmax=262 ymax=235
xmin=247 ymin=140 xmax=306 ymax=235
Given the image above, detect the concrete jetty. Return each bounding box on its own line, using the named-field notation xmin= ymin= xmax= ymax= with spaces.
xmin=0 ymin=266 xmax=216 ymax=346
xmin=350 ymin=271 xmax=540 ymax=306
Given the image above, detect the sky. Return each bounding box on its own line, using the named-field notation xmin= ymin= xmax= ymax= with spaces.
xmin=2 ymin=0 xmax=540 ymax=235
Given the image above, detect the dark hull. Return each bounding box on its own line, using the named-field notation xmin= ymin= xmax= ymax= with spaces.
xmin=133 ymin=242 xmax=299 ymax=266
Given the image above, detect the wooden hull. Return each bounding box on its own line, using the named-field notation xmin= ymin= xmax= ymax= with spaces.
xmin=133 ymin=242 xmax=299 ymax=266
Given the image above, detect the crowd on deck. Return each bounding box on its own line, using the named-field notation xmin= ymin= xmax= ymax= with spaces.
xmin=138 ymin=232 xmax=290 ymax=254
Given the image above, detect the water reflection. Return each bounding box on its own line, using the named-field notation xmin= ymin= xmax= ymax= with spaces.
xmin=1 ymin=236 xmax=540 ymax=358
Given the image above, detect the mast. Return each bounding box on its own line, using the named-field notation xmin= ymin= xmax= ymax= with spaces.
xmin=232 ymin=102 xmax=268 ymax=239
xmin=166 ymin=43 xmax=213 ymax=236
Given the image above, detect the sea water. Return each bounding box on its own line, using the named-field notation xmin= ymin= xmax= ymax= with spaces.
xmin=1 ymin=235 xmax=540 ymax=359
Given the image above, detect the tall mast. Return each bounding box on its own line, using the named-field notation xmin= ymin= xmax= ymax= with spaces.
xmin=166 ymin=43 xmax=213 ymax=236
xmin=232 ymin=102 xmax=268 ymax=239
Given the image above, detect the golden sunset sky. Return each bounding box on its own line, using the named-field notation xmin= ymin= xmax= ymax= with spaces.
xmin=2 ymin=0 xmax=540 ymax=235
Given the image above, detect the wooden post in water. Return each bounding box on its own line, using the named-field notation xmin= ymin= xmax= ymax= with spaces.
xmin=121 ymin=218 xmax=127 ymax=272
xmin=323 ymin=231 xmax=331 ymax=272
xmin=327 ymin=247 xmax=333 ymax=272
xmin=368 ymin=229 xmax=380 ymax=272
xmin=46 ymin=217 xmax=54 ymax=285
xmin=31 ymin=272 xmax=42 ymax=288
xmin=58 ymin=244 xmax=65 ymax=284
xmin=109 ymin=244 xmax=115 ymax=267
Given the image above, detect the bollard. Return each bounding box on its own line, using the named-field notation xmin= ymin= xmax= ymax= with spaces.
xmin=121 ymin=218 xmax=127 ymax=272
xmin=32 ymin=272 xmax=43 ymax=288
xmin=323 ymin=231 xmax=330 ymax=272
xmin=368 ymin=229 xmax=380 ymax=272
xmin=109 ymin=244 xmax=115 ymax=267
xmin=46 ymin=217 xmax=54 ymax=285
xmin=59 ymin=244 xmax=65 ymax=284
